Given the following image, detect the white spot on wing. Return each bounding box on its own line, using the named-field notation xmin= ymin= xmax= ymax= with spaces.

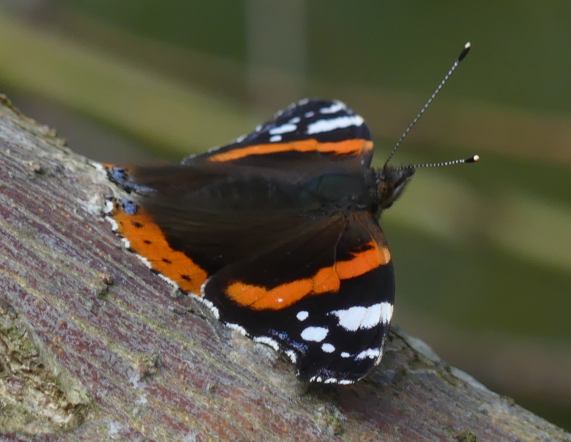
xmin=330 ymin=306 xmax=363 ymax=331
xmin=269 ymin=124 xmax=297 ymax=135
xmin=204 ymin=144 xmax=224 ymax=155
xmin=375 ymin=348 xmax=384 ymax=365
xmin=227 ymin=323 xmax=247 ymax=336
xmin=136 ymin=254 xmax=152 ymax=269
xmin=104 ymin=199 xmax=115 ymax=214
xmin=321 ymin=343 xmax=335 ymax=353
xmin=199 ymin=298 xmax=219 ymax=319
xmin=380 ymin=302 xmax=394 ymax=324
xmin=341 ymin=352 xmax=350 ymax=358
xmin=361 ymin=303 xmax=382 ymax=329
xmin=320 ymin=101 xmax=345 ymax=114
xmin=92 ymin=161 xmax=105 ymax=172
xmin=285 ymin=350 xmax=297 ymax=363
xmin=296 ymin=311 xmax=309 ymax=321
xmin=199 ymin=280 xmax=220 ymax=319
xmin=355 ymin=348 xmax=381 ymax=360
xmin=310 ymin=376 xmax=352 ymax=385
xmin=330 ymin=303 xmax=386 ymax=331
xmin=270 ymin=135 xmax=282 ymax=142
xmin=254 ymin=336 xmax=279 ymax=351
xmin=307 ymin=115 xmax=364 ymax=135
xmin=105 ymin=216 xmax=118 ymax=231
xmin=300 ymin=326 xmax=328 ymax=342
xmin=158 ymin=273 xmax=178 ymax=289
xmin=338 ymin=379 xmax=353 ymax=385
xmin=200 ymin=280 xmax=208 ymax=297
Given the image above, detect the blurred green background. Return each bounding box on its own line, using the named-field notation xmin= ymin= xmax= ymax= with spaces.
xmin=1 ymin=0 xmax=569 ymax=430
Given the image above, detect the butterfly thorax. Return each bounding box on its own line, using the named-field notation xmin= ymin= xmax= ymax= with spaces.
xmin=300 ymin=169 xmax=376 ymax=212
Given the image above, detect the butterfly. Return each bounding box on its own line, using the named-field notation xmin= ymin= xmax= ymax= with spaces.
xmin=103 ymin=45 xmax=475 ymax=385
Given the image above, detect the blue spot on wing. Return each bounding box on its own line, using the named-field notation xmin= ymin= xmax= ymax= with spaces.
xmin=121 ymin=199 xmax=139 ymax=215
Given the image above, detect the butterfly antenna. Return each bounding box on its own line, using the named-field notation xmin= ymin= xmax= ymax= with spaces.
xmin=383 ymin=42 xmax=472 ymax=169
xmin=398 ymin=154 xmax=480 ymax=171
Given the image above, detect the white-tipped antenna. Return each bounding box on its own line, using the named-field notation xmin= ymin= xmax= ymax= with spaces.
xmin=399 ymin=154 xmax=479 ymax=171
xmin=383 ymin=42 xmax=472 ymax=168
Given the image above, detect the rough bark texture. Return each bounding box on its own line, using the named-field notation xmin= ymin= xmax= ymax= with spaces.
xmin=0 ymin=95 xmax=569 ymax=441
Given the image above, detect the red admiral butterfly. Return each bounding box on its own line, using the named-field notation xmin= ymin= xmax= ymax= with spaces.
xmin=102 ymin=43 xmax=477 ymax=384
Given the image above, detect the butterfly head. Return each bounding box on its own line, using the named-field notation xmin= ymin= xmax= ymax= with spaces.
xmin=375 ymin=165 xmax=415 ymax=210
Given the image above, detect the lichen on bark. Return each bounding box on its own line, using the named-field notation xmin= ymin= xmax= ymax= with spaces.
xmin=0 ymin=299 xmax=88 ymax=434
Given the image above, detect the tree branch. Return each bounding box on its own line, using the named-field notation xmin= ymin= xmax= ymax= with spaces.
xmin=0 ymin=96 xmax=568 ymax=441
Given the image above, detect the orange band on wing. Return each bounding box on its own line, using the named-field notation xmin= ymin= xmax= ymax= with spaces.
xmin=112 ymin=205 xmax=208 ymax=293
xmin=208 ymin=139 xmax=373 ymax=162
xmin=226 ymin=241 xmax=390 ymax=311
